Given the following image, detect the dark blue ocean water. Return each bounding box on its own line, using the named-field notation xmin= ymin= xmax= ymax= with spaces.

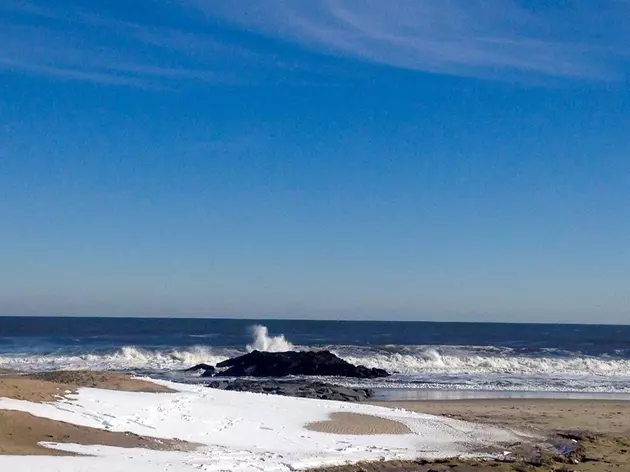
xmin=2 ymin=317 xmax=630 ymax=355
xmin=1 ymin=317 xmax=630 ymax=394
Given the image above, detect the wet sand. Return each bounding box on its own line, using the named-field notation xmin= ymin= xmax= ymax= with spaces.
xmin=306 ymin=412 xmax=412 ymax=435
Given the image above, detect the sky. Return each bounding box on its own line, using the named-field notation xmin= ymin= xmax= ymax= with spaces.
xmin=1 ymin=0 xmax=629 ymax=323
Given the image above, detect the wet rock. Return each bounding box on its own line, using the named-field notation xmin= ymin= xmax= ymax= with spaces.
xmin=215 ymin=350 xmax=389 ymax=379
xmin=206 ymin=379 xmax=374 ymax=402
xmin=184 ymin=363 xmax=216 ymax=377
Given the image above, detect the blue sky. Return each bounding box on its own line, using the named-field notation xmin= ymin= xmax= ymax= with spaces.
xmin=1 ymin=1 xmax=629 ymax=322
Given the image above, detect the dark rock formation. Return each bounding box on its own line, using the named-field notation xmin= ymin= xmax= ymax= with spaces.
xmin=215 ymin=350 xmax=389 ymax=379
xmin=184 ymin=363 xmax=216 ymax=377
xmin=206 ymin=379 xmax=373 ymax=402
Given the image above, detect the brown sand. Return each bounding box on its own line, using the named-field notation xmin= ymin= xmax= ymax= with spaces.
xmin=4 ymin=373 xmax=630 ymax=469
xmin=371 ymin=399 xmax=630 ymax=435
xmin=26 ymin=371 xmax=176 ymax=394
xmin=0 ymin=411 xmax=193 ymax=456
xmin=0 ymin=371 xmax=174 ymax=403
xmin=306 ymin=412 xmax=412 ymax=435
xmin=0 ymin=371 xmax=191 ymax=456
xmin=313 ymin=399 xmax=630 ymax=472
xmin=0 ymin=377 xmax=73 ymax=403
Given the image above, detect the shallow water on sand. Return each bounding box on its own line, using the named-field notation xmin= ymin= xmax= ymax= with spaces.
xmin=372 ymin=388 xmax=630 ymax=401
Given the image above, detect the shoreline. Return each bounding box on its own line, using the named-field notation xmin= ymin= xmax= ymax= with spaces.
xmin=371 ymin=398 xmax=630 ymax=435
xmin=345 ymin=397 xmax=630 ymax=471
xmin=1 ymin=371 xmax=629 ymax=471
xmin=372 ymin=387 xmax=630 ymax=402
xmin=305 ymin=397 xmax=630 ymax=471
xmin=0 ymin=371 xmax=527 ymax=468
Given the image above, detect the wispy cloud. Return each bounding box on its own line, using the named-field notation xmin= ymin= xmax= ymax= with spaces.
xmin=0 ymin=1 xmax=255 ymax=87
xmin=1 ymin=0 xmax=628 ymax=86
xmin=192 ymin=0 xmax=630 ymax=80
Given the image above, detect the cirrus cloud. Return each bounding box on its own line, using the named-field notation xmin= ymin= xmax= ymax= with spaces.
xmin=192 ymin=0 xmax=630 ymax=80
xmin=1 ymin=0 xmax=628 ymax=86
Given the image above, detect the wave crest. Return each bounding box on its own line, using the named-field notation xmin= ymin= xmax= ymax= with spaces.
xmin=246 ymin=325 xmax=294 ymax=352
xmin=2 ymin=341 xmax=630 ymax=390
xmin=335 ymin=346 xmax=630 ymax=377
xmin=0 ymin=346 xmax=236 ymax=372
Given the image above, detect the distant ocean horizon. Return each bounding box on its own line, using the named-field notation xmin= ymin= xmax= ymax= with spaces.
xmin=2 ymin=316 xmax=630 ymax=397
xmin=5 ymin=315 xmax=629 ymax=325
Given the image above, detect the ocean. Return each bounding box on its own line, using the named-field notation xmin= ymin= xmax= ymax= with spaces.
xmin=2 ymin=317 xmax=630 ymax=398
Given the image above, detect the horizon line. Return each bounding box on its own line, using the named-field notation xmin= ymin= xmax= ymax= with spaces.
xmin=0 ymin=314 xmax=626 ymax=327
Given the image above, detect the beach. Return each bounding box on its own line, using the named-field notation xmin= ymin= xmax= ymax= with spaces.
xmin=1 ymin=371 xmax=629 ymax=471
xmin=0 ymin=371 xmax=192 ymax=456
xmin=316 ymin=399 xmax=630 ymax=471
xmin=2 ymin=320 xmax=630 ymax=471
xmin=373 ymin=398 xmax=630 ymax=435
xmin=0 ymin=370 xmax=521 ymax=470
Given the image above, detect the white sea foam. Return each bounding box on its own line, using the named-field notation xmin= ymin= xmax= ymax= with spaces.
xmin=246 ymin=324 xmax=294 ymax=352
xmin=2 ymin=343 xmax=630 ymax=382
xmin=0 ymin=325 xmax=295 ymax=372
xmin=3 ymin=343 xmax=630 ymax=379
xmin=2 ymin=323 xmax=630 ymax=393
xmin=336 ymin=347 xmax=630 ymax=377
xmin=0 ymin=346 xmax=235 ymax=372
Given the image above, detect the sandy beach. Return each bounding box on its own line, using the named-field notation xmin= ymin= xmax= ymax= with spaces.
xmin=314 ymin=399 xmax=630 ymax=471
xmin=0 ymin=370 xmax=175 ymax=402
xmin=0 ymin=370 xmax=522 ymax=471
xmin=372 ymin=398 xmax=630 ymax=435
xmin=1 ymin=372 xmax=629 ymax=471
xmin=0 ymin=371 xmax=192 ymax=456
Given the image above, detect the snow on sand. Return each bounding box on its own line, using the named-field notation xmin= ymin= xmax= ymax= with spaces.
xmin=0 ymin=378 xmax=519 ymax=471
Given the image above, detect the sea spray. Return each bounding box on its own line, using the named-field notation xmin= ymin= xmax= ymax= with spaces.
xmin=246 ymin=325 xmax=294 ymax=352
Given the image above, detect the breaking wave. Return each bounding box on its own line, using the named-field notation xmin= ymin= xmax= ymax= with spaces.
xmin=333 ymin=345 xmax=630 ymax=377
xmin=2 ymin=323 xmax=630 ymax=393
xmin=0 ymin=324 xmax=295 ymax=372
xmin=0 ymin=346 xmax=237 ymax=372
xmin=246 ymin=325 xmax=294 ymax=353
xmin=2 ymin=343 xmax=630 ymax=380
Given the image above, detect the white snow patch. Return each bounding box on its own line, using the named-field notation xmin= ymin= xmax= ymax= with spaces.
xmin=0 ymin=378 xmax=519 ymax=471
